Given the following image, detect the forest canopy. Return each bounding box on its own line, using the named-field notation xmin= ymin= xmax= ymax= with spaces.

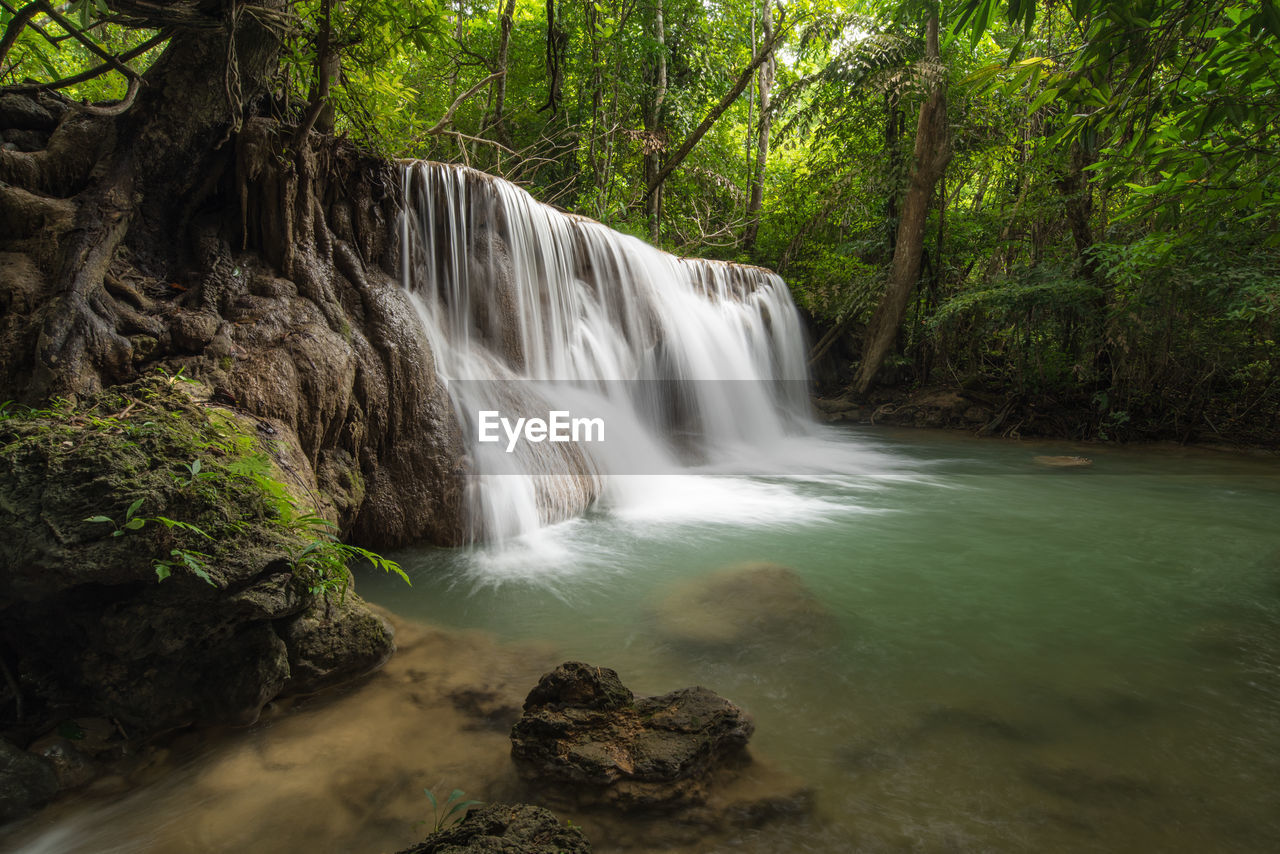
xmin=3 ymin=0 xmax=1278 ymax=441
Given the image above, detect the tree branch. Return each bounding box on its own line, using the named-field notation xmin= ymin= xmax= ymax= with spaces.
xmin=426 ymin=71 xmax=503 ymax=134
xmin=644 ymin=20 xmax=787 ymax=199
xmin=5 ymin=30 xmax=168 ymax=92
xmin=35 ymin=0 xmax=141 ymax=80
xmin=70 ymin=73 xmax=139 ymax=115
xmin=0 ymin=1 xmax=39 ymax=71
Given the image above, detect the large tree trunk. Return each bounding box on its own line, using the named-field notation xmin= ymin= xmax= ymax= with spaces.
xmin=23 ymin=0 xmax=287 ymax=399
xmin=489 ymin=0 xmax=518 ymax=147
xmin=853 ymin=8 xmax=951 ymax=395
xmin=645 ymin=0 xmax=668 ymax=243
xmin=742 ymin=0 xmax=775 ymax=250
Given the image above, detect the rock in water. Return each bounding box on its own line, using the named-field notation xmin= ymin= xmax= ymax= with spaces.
xmin=395 ymin=803 xmax=591 ymax=854
xmin=0 ymin=739 xmax=59 ymax=823
xmin=1033 ymin=455 xmax=1093 ymax=467
xmin=653 ymin=562 xmax=834 ymax=649
xmin=510 ymin=662 xmax=754 ymax=811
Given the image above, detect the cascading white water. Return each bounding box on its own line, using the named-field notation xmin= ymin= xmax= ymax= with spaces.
xmin=400 ymin=162 xmax=813 ymax=541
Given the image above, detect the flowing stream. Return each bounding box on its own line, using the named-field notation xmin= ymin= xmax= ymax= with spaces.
xmin=359 ymin=428 xmax=1280 ymax=852
xmin=5 ymin=165 xmax=1279 ymax=853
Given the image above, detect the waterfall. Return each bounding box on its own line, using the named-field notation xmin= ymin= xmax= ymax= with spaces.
xmin=400 ymin=162 xmax=812 ymax=541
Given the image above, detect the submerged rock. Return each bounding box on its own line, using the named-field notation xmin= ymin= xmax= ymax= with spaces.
xmin=1022 ymin=763 xmax=1156 ymax=805
xmin=917 ymin=704 xmax=1049 ymax=744
xmin=0 ymin=739 xmax=59 ymax=823
xmin=395 ymin=803 xmax=591 ymax=854
xmin=1033 ymin=455 xmax=1093 ymax=467
xmin=653 ymin=562 xmax=835 ymax=649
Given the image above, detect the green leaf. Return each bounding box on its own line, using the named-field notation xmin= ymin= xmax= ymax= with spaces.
xmin=123 ymin=517 xmax=146 ymax=531
xmin=1029 ymin=87 xmax=1059 ymax=112
xmin=126 ymin=498 xmax=145 ymax=520
xmin=155 ymin=565 xmax=171 ymax=581
xmin=1259 ymin=1 xmax=1280 ymax=40
xmin=84 ymin=515 xmax=114 ymax=524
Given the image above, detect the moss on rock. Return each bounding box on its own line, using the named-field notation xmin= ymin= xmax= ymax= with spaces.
xmin=0 ymin=374 xmax=395 ymax=738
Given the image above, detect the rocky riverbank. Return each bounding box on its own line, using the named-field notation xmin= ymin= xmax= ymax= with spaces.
xmin=0 ymin=375 xmax=400 ymax=819
xmin=814 ymin=385 xmax=1280 ymax=448
xmin=1 ymin=615 xmax=812 ymax=853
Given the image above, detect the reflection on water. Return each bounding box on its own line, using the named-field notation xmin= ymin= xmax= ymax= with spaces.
xmin=6 ymin=427 xmax=1280 ymax=853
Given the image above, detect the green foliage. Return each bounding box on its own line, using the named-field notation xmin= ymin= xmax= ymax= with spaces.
xmin=5 ymin=0 xmax=1276 ymax=440
xmin=422 ymin=788 xmax=482 ymax=833
xmin=950 ymin=0 xmax=1280 ymax=224
xmin=154 ymin=548 xmax=214 ymax=584
xmin=288 ymin=513 xmax=409 ymax=601
xmin=84 ymin=497 xmax=147 ymax=538
xmin=6 ymin=369 xmax=408 ymax=593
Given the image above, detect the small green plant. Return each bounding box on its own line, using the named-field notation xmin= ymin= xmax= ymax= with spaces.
xmin=422 ymin=788 xmax=481 ymax=833
xmin=175 ymin=457 xmax=216 ymax=488
xmin=87 ymin=500 xmax=217 ymax=585
xmin=85 ymin=498 xmax=147 ymax=537
xmin=288 ymin=514 xmax=409 ymax=601
xmin=154 ymin=548 xmax=213 ymax=584
xmin=156 ymin=365 xmax=200 ymax=387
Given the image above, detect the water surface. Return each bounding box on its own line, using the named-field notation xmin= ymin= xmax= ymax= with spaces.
xmin=7 ymin=427 xmax=1278 ymax=853
xmin=360 ymin=425 xmax=1280 ymax=853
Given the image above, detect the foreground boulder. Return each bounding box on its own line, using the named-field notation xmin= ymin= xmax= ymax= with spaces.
xmin=509 ymin=663 xmax=813 ymax=843
xmin=0 ymin=378 xmax=395 ymax=740
xmin=0 ymin=739 xmax=58 ymax=823
xmin=395 ymin=803 xmax=591 ymax=854
xmin=510 ymin=662 xmax=753 ymax=811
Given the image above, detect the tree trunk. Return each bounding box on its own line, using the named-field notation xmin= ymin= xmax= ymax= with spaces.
xmin=885 ymin=90 xmax=903 ymax=257
xmin=1056 ymin=140 xmax=1099 ymax=282
xmin=853 ymin=7 xmax=950 ymax=395
xmin=542 ymin=0 xmax=569 ymax=115
xmin=23 ymin=1 xmax=287 ymax=398
xmin=743 ymin=0 xmax=774 ymax=250
xmin=584 ymin=0 xmax=605 ymax=189
xmin=645 ymin=0 xmax=667 ymax=243
xmin=489 ymin=0 xmax=517 ymax=147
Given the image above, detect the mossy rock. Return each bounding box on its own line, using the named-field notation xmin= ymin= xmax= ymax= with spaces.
xmin=0 ymin=376 xmax=395 ymax=735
